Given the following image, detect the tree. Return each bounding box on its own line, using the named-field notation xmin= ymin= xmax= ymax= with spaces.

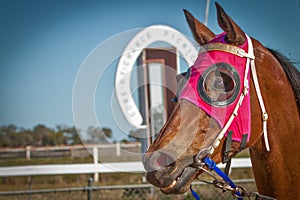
xmin=0 ymin=125 xmax=33 ymax=147
xmin=0 ymin=124 xmax=17 ymax=136
xmin=102 ymin=127 xmax=112 ymax=138
xmin=0 ymin=124 xmax=21 ymax=147
xmin=0 ymin=124 xmax=113 ymax=147
xmin=18 ymin=128 xmax=34 ymax=146
xmin=86 ymin=126 xmax=112 ymax=144
xmin=0 ymin=125 xmax=12 ymax=147
xmin=31 ymin=124 xmax=55 ymax=146
xmin=56 ymin=125 xmax=82 ymax=145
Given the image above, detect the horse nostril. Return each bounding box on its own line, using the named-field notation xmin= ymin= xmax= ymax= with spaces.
xmin=156 ymin=152 xmax=175 ymax=168
xmin=143 ymin=151 xmax=176 ymax=172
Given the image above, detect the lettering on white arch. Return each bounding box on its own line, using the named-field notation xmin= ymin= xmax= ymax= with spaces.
xmin=115 ymin=25 xmax=198 ymax=129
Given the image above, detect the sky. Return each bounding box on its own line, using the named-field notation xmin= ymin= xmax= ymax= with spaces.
xmin=0 ymin=0 xmax=299 ymax=142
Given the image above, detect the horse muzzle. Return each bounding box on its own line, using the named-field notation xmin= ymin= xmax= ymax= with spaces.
xmin=143 ymin=150 xmax=201 ymax=194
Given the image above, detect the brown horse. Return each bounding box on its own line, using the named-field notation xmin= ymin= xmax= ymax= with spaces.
xmin=143 ymin=3 xmax=300 ymax=199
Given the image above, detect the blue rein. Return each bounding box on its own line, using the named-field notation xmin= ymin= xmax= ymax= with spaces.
xmin=190 ymin=157 xmax=243 ymax=200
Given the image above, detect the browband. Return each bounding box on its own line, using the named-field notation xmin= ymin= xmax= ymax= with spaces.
xmin=200 ymin=42 xmax=255 ymax=60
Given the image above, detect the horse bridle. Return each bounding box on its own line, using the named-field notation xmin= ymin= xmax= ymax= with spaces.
xmin=186 ymin=35 xmax=272 ymax=199
xmin=193 ymin=34 xmax=269 ymax=165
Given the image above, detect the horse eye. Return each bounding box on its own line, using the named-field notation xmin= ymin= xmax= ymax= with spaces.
xmin=214 ymin=78 xmax=224 ymax=89
xmin=221 ymin=73 xmax=235 ymax=92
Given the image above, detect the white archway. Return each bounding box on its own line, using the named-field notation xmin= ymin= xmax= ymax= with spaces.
xmin=115 ymin=25 xmax=198 ymax=129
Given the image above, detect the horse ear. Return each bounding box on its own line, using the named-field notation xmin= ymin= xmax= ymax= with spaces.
xmin=215 ymin=2 xmax=246 ymax=45
xmin=183 ymin=9 xmax=215 ymax=46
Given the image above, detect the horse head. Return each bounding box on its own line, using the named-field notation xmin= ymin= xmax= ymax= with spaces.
xmin=143 ymin=2 xmax=300 ymax=196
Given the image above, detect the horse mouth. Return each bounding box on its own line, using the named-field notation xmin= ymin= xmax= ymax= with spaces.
xmin=144 ymin=153 xmax=199 ymax=194
xmin=159 ymin=166 xmax=198 ymax=194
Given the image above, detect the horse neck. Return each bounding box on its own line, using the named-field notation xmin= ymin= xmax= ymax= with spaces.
xmin=248 ymin=42 xmax=300 ymax=198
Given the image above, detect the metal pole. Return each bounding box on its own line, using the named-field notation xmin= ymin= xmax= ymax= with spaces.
xmin=27 ymin=176 xmax=33 ymax=200
xmin=87 ymin=177 xmax=93 ymax=200
xmin=204 ymin=0 xmax=211 ymax=26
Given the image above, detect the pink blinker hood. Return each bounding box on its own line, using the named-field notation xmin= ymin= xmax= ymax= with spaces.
xmin=179 ymin=32 xmax=251 ymax=142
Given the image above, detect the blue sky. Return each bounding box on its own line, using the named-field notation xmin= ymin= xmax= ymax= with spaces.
xmin=0 ymin=0 xmax=299 ymax=141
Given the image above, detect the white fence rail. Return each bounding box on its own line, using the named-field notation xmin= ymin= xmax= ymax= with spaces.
xmin=0 ymin=158 xmax=252 ymax=181
xmin=0 ymin=162 xmax=144 ymax=176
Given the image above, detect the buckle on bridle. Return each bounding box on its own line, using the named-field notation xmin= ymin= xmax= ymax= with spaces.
xmin=262 ymin=112 xmax=268 ymax=121
xmin=193 ymin=148 xmax=211 ymax=167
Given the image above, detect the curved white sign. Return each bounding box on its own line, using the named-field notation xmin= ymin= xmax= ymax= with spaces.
xmin=115 ymin=25 xmax=198 ymax=129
